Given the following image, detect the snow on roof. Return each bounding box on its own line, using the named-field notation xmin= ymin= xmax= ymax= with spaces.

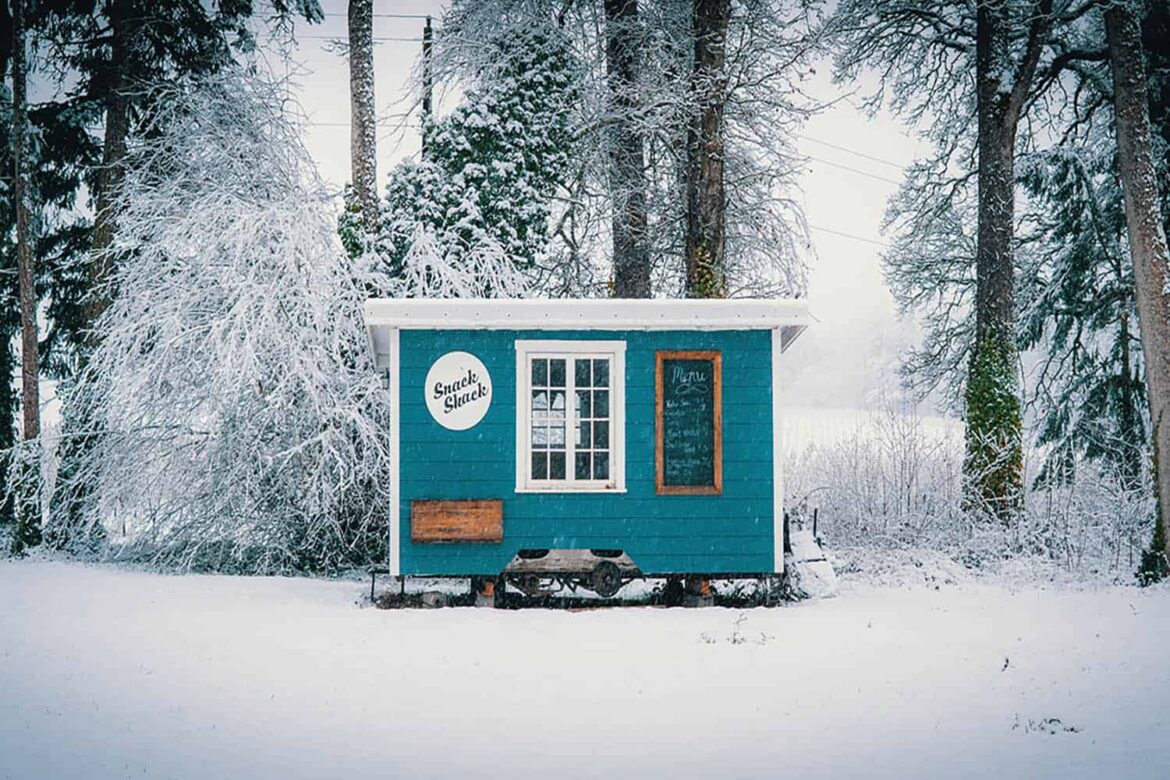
xmin=364 ymin=298 xmax=810 ymax=357
xmin=366 ymin=297 xmax=808 ymax=331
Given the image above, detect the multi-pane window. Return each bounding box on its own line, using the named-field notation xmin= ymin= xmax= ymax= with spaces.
xmin=516 ymin=341 xmax=626 ymax=492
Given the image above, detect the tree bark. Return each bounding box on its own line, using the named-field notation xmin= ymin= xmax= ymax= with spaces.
xmin=963 ymin=1 xmax=1051 ymax=521
xmin=1106 ymin=1 xmax=1170 ymax=562
xmin=12 ymin=0 xmax=36 ymax=442
xmin=0 ymin=0 xmax=12 ymax=84
xmin=421 ymin=15 xmax=433 ymax=159
xmin=604 ymin=0 xmax=651 ymax=298
xmin=348 ymin=0 xmax=378 ymax=233
xmin=86 ymin=0 xmax=132 ymax=343
xmin=11 ymin=0 xmax=40 ymax=550
xmin=684 ymin=0 xmax=729 ymax=299
xmin=0 ymin=331 xmax=15 ymax=526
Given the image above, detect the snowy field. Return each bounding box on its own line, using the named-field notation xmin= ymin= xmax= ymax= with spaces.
xmin=2 ymin=560 xmax=1168 ymax=779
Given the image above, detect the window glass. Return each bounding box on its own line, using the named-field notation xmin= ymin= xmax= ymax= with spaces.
xmin=523 ymin=352 xmax=615 ymax=487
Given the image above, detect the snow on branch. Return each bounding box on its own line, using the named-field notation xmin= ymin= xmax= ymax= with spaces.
xmin=50 ymin=69 xmax=390 ymax=573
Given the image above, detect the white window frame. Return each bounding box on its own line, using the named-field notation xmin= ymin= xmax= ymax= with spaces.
xmin=515 ymin=340 xmax=626 ymax=493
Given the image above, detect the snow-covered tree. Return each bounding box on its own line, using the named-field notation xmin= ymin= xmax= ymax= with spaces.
xmin=1105 ymin=0 xmax=1170 ymax=581
xmin=430 ymin=0 xmax=821 ymax=298
xmin=604 ymin=0 xmax=652 ymax=298
xmin=367 ymin=26 xmax=579 ymax=299
xmin=833 ymin=0 xmax=1109 ymax=521
xmin=1017 ymin=136 xmax=1147 ymax=491
xmin=347 ymin=0 xmax=378 ymax=235
xmin=49 ymin=70 xmax=389 ymax=573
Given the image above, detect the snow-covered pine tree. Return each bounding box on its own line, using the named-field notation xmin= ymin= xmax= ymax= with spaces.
xmin=1017 ymin=137 xmax=1147 ymax=491
xmin=367 ymin=26 xmax=579 ymax=299
xmin=49 ymin=70 xmax=389 ymax=573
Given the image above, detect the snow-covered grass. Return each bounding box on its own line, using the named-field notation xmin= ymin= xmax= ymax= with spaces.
xmin=1 ymin=559 xmax=1167 ymax=779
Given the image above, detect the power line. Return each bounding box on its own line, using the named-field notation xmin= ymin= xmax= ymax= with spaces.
xmin=806 ymin=155 xmax=904 ymax=186
xmin=799 ymin=134 xmax=906 ymax=170
xmin=320 ymin=12 xmax=433 ymax=19
xmin=808 ymin=224 xmax=888 ymax=247
xmin=297 ymin=34 xmax=425 ymax=42
xmin=305 ymin=121 xmax=419 ymax=128
xmin=303 ymin=124 xmax=906 ymax=187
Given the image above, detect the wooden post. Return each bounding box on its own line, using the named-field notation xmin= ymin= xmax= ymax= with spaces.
xmin=683 ymin=575 xmax=712 ymax=607
xmin=473 ymin=576 xmax=496 ymax=608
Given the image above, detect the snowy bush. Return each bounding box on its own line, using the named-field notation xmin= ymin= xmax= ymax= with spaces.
xmin=49 ymin=71 xmax=390 ymax=573
xmin=786 ymin=404 xmax=1155 ymax=581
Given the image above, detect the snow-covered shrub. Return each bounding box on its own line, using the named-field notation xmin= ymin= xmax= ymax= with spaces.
xmin=366 ymin=26 xmax=579 ymax=298
xmin=786 ymin=405 xmax=1155 ymax=581
xmin=49 ymin=70 xmax=389 ymax=573
xmin=785 ymin=405 xmax=966 ymax=550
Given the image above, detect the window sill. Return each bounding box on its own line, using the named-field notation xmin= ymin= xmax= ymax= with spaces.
xmin=514 ymin=486 xmax=627 ymax=495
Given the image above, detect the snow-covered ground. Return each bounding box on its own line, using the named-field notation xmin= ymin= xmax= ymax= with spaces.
xmin=1 ymin=559 xmax=1167 ymax=779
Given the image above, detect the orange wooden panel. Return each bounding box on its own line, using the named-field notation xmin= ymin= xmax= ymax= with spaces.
xmin=411 ymin=499 xmax=504 ymax=543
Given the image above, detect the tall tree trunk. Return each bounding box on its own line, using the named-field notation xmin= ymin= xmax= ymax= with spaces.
xmin=1107 ymin=1 xmax=1170 ymax=564
xmin=86 ymin=0 xmax=131 ymax=344
xmin=963 ymin=1 xmax=1051 ymax=521
xmin=604 ymin=0 xmax=651 ymax=298
xmin=1116 ymin=308 xmax=1145 ymax=492
xmin=0 ymin=331 xmax=15 ymax=527
xmin=684 ymin=0 xmax=729 ymax=299
xmin=12 ymin=0 xmax=35 ymax=442
xmin=421 ymin=15 xmax=433 ymax=159
xmin=11 ymin=0 xmax=40 ymax=550
xmin=348 ymin=0 xmax=378 ymax=233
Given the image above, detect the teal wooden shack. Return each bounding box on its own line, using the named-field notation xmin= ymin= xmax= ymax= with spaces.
xmin=364 ymin=299 xmax=809 ymax=592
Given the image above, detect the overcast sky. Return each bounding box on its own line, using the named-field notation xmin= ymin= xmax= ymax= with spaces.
xmin=278 ymin=1 xmax=937 ymax=414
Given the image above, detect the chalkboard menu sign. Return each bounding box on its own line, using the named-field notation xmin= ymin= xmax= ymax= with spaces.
xmin=656 ymin=350 xmax=722 ymax=495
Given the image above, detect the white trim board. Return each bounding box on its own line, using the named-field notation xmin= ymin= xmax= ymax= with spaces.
xmin=771 ymin=327 xmax=785 ymax=574
xmin=387 ymin=327 xmax=401 ymax=577
xmin=365 ymin=298 xmax=810 ymax=332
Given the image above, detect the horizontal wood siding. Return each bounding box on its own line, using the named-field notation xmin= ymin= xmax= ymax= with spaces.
xmin=411 ymin=499 xmax=503 ymax=543
xmin=398 ymin=329 xmax=774 ymax=575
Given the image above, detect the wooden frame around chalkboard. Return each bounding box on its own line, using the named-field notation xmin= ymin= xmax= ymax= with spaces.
xmin=655 ymin=350 xmax=722 ymax=496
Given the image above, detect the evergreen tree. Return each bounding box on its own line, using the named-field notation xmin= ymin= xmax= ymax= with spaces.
xmin=1017 ymin=138 xmax=1147 ymax=490
xmin=368 ymin=27 xmax=579 ymax=298
xmin=1 ymin=1 xmax=100 ymax=531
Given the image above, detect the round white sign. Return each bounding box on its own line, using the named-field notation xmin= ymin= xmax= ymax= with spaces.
xmin=424 ymin=351 xmax=492 ymax=431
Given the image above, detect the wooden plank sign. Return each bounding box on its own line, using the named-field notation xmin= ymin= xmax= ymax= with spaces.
xmin=411 ymin=499 xmax=503 ymax=543
xmin=655 ymin=350 xmax=722 ymax=495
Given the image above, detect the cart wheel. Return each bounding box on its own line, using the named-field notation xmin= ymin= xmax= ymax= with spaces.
xmin=590 ymin=560 xmax=622 ymax=598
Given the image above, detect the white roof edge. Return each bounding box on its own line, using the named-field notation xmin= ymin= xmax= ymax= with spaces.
xmin=363 ymin=298 xmax=811 ymax=330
